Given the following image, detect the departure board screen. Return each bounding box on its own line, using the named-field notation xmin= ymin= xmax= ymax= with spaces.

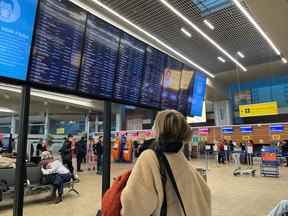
xmin=29 ymin=0 xmax=86 ymax=90
xmin=178 ymin=66 xmax=194 ymax=115
xmin=79 ymin=15 xmax=120 ymax=99
xmin=113 ymin=33 xmax=146 ymax=104
xmin=0 ymin=0 xmax=37 ymax=81
xmin=161 ymin=57 xmax=182 ymax=110
xmin=140 ymin=46 xmax=166 ymax=108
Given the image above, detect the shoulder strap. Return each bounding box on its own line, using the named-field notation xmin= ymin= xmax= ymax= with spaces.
xmin=155 ymin=150 xmax=187 ymax=216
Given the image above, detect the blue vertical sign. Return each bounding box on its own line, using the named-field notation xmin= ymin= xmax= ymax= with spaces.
xmin=191 ymin=72 xmax=207 ymax=116
xmin=0 ymin=0 xmax=37 ymax=80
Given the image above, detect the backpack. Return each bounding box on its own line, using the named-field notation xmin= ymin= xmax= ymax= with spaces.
xmin=98 ymin=149 xmax=187 ymax=216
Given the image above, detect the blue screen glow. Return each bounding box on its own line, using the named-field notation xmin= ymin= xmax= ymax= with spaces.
xmin=270 ymin=125 xmax=284 ymax=133
xmin=222 ymin=127 xmax=233 ymax=134
xmin=0 ymin=0 xmax=37 ymax=80
xmin=240 ymin=126 xmax=253 ymax=134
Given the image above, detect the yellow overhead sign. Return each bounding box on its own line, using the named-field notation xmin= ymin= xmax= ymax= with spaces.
xmin=56 ymin=128 xmax=65 ymax=135
xmin=239 ymin=102 xmax=278 ymax=118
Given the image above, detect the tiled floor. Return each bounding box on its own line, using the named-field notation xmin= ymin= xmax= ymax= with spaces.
xmin=1 ymin=160 xmax=287 ymax=216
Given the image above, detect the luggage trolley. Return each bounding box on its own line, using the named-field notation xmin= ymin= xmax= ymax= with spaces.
xmin=260 ymin=147 xmax=280 ymax=177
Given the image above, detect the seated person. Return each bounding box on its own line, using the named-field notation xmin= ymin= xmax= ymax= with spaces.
xmin=41 ymin=151 xmax=71 ymax=204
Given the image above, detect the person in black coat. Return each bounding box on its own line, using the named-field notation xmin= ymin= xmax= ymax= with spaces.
xmin=281 ymin=140 xmax=288 ymax=167
xmin=95 ymin=136 xmax=103 ymax=175
xmin=76 ymin=136 xmax=87 ymax=172
xmin=59 ymin=135 xmax=75 ymax=179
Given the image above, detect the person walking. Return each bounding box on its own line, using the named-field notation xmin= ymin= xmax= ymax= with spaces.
xmin=86 ymin=137 xmax=96 ymax=171
xmin=121 ymin=110 xmax=211 ymax=216
xmin=59 ymin=135 xmax=75 ymax=180
xmin=95 ymin=136 xmax=103 ymax=175
xmin=77 ymin=136 xmax=87 ymax=172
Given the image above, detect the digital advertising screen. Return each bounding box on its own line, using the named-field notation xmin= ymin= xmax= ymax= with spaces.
xmin=161 ymin=57 xmax=182 ymax=110
xmin=222 ymin=127 xmax=233 ymax=134
xmin=0 ymin=0 xmax=37 ymax=80
xmin=190 ymin=71 xmax=207 ymax=116
xmin=113 ymin=33 xmax=146 ymax=105
xmin=29 ymin=0 xmax=87 ymax=90
xmin=140 ymin=46 xmax=166 ymax=108
xmin=79 ymin=15 xmax=120 ymax=99
xmin=270 ymin=124 xmax=284 ymax=133
xmin=240 ymin=126 xmax=253 ymax=134
xmin=178 ymin=66 xmax=194 ymax=115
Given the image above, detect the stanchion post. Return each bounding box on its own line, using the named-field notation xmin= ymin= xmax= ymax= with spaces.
xmin=102 ymin=101 xmax=112 ymax=196
xmin=13 ymin=85 xmax=31 ymax=216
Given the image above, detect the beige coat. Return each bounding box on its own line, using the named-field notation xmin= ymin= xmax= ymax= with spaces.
xmin=121 ymin=149 xmax=211 ymax=216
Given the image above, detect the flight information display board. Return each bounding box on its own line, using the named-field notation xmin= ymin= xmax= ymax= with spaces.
xmin=29 ymin=0 xmax=86 ymax=90
xmin=140 ymin=46 xmax=166 ymax=108
xmin=113 ymin=33 xmax=146 ymax=105
xmin=178 ymin=66 xmax=194 ymax=115
xmin=0 ymin=0 xmax=37 ymax=80
xmin=161 ymin=57 xmax=182 ymax=110
xmin=79 ymin=15 xmax=120 ymax=99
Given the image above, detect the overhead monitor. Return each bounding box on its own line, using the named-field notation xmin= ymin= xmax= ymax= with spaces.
xmin=0 ymin=0 xmax=37 ymax=80
xmin=161 ymin=57 xmax=182 ymax=110
xmin=140 ymin=46 xmax=166 ymax=108
xmin=270 ymin=124 xmax=284 ymax=133
xmin=187 ymin=102 xmax=206 ymax=123
xmin=240 ymin=126 xmax=253 ymax=134
xmin=178 ymin=66 xmax=194 ymax=115
xmin=29 ymin=0 xmax=87 ymax=90
xmin=190 ymin=72 xmax=207 ymax=116
xmin=79 ymin=15 xmax=120 ymax=99
xmin=113 ymin=33 xmax=146 ymax=105
xmin=222 ymin=127 xmax=233 ymax=134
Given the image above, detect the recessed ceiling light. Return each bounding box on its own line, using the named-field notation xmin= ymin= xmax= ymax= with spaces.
xmin=281 ymin=57 xmax=287 ymax=64
xmin=180 ymin=27 xmax=192 ymax=38
xmin=158 ymin=0 xmax=247 ymax=72
xmin=237 ymin=51 xmax=245 ymax=58
xmin=217 ymin=57 xmax=226 ymax=63
xmin=74 ymin=0 xmax=215 ymax=78
xmin=232 ymin=0 xmax=281 ymax=56
xmin=203 ymin=19 xmax=215 ymax=30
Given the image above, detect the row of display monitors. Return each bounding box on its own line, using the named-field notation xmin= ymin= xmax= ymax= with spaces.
xmin=222 ymin=125 xmax=285 ymax=134
xmin=27 ymin=0 xmax=200 ymax=115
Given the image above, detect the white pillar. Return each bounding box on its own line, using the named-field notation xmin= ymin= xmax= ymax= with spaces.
xmin=95 ymin=115 xmax=99 ymax=133
xmin=10 ymin=114 xmax=16 ymax=134
xmin=214 ymin=100 xmax=233 ymax=126
xmin=44 ymin=111 xmax=49 ymax=139
xmin=85 ymin=114 xmax=90 ymax=137
xmin=116 ymin=113 xmax=121 ymax=131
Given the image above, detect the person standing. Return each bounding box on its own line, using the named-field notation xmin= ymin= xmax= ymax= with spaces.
xmin=218 ymin=141 xmax=225 ymax=164
xmin=281 ymin=140 xmax=288 ymax=167
xmin=77 ymin=136 xmax=87 ymax=172
xmin=233 ymin=142 xmax=241 ymax=167
xmin=247 ymin=140 xmax=254 ymax=167
xmin=95 ymin=136 xmax=103 ymax=175
xmin=59 ymin=135 xmax=75 ymax=180
xmin=86 ymin=137 xmax=96 ymax=171
xmin=71 ymin=136 xmax=78 ymax=179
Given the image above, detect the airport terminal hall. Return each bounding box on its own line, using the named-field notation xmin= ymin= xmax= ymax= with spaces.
xmin=1 ymin=0 xmax=288 ymax=216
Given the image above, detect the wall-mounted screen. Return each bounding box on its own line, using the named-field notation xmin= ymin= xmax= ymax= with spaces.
xmin=113 ymin=33 xmax=146 ymax=105
xmin=222 ymin=127 xmax=233 ymax=134
xmin=140 ymin=46 xmax=166 ymax=108
xmin=191 ymin=72 xmax=207 ymax=116
xmin=161 ymin=57 xmax=182 ymax=110
xmin=178 ymin=66 xmax=194 ymax=115
xmin=240 ymin=126 xmax=253 ymax=134
xmin=270 ymin=124 xmax=284 ymax=133
xmin=29 ymin=0 xmax=86 ymax=90
xmin=79 ymin=15 xmax=120 ymax=99
xmin=0 ymin=0 xmax=37 ymax=80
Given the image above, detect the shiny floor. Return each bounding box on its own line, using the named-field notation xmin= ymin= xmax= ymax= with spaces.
xmin=1 ymin=159 xmax=288 ymax=216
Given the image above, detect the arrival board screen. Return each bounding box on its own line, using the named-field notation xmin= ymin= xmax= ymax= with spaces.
xmin=140 ymin=46 xmax=166 ymax=108
xmin=161 ymin=57 xmax=182 ymax=110
xmin=113 ymin=33 xmax=146 ymax=105
xmin=29 ymin=0 xmax=86 ymax=90
xmin=79 ymin=15 xmax=120 ymax=99
xmin=0 ymin=0 xmax=37 ymax=80
xmin=178 ymin=66 xmax=194 ymax=115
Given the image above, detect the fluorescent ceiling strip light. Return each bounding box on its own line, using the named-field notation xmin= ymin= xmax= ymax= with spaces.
xmin=281 ymin=57 xmax=287 ymax=64
xmin=159 ymin=0 xmax=247 ymax=72
xmin=86 ymin=0 xmax=214 ymax=78
xmin=0 ymin=107 xmax=15 ymax=113
xmin=237 ymin=51 xmax=245 ymax=58
xmin=232 ymin=0 xmax=281 ymax=56
xmin=181 ymin=27 xmax=192 ymax=38
xmin=203 ymin=19 xmax=215 ymax=30
xmin=217 ymin=56 xmax=226 ymax=63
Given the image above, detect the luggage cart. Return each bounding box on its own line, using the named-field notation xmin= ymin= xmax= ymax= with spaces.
xmin=260 ymin=147 xmax=280 ymax=177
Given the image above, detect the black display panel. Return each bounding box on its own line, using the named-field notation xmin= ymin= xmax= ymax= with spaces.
xmin=113 ymin=33 xmax=146 ymax=104
xmin=140 ymin=46 xmax=166 ymax=108
xmin=161 ymin=57 xmax=182 ymax=110
xmin=79 ymin=15 xmax=120 ymax=98
xmin=178 ymin=66 xmax=194 ymax=115
xmin=29 ymin=0 xmax=86 ymax=90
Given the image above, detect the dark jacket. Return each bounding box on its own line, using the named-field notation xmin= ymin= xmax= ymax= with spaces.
xmin=94 ymin=141 xmax=103 ymax=156
xmin=77 ymin=139 xmax=87 ymax=156
xmin=59 ymin=141 xmax=72 ymax=161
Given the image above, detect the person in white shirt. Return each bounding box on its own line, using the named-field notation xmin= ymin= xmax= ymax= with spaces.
xmin=41 ymin=151 xmax=71 ymax=204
